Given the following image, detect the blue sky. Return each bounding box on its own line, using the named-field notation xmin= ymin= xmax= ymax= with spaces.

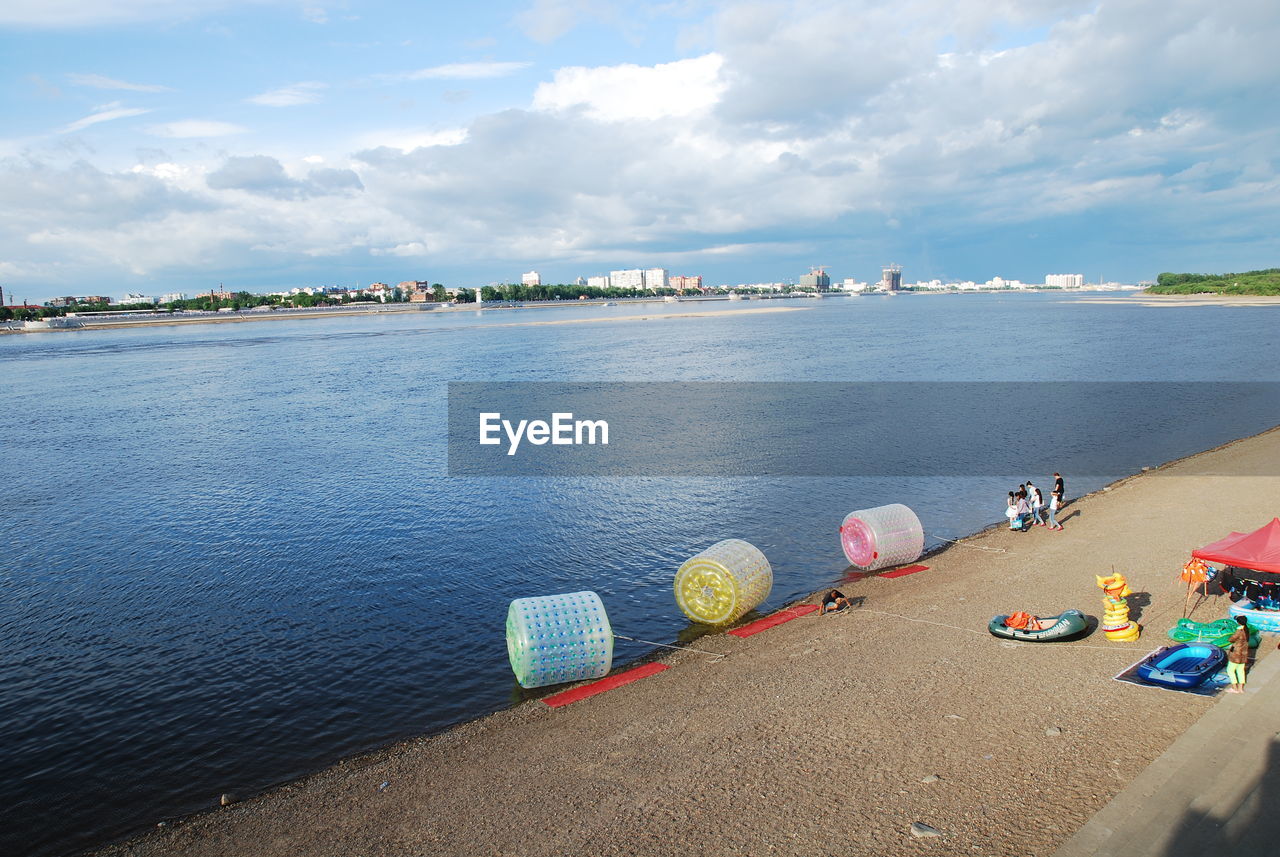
xmin=2 ymin=1 xmax=1278 ymax=301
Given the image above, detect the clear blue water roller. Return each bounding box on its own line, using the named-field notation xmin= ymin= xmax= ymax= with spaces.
xmin=506 ymin=591 xmax=614 ymax=688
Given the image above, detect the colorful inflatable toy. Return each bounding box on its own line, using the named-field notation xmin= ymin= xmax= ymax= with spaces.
xmin=506 ymin=591 xmax=613 ymax=689
xmin=839 ymin=504 xmax=924 ymax=571
xmin=674 ymin=538 xmax=773 ymax=625
xmin=1009 ymin=513 xmax=1033 ymax=532
xmin=1096 ymin=572 xmax=1141 ymax=642
xmin=1135 ymin=643 xmax=1226 ymax=689
xmin=988 ymin=609 xmax=1088 ymax=642
xmin=1228 ymin=601 xmax=1280 ymax=633
xmin=1167 ymin=617 xmax=1260 ymax=649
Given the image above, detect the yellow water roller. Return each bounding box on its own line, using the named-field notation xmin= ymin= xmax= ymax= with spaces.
xmin=674 ymin=538 xmax=773 ymax=625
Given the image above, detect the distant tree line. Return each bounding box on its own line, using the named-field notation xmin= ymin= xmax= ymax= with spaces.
xmin=476 ymin=283 xmax=689 ymax=302
xmin=1148 ymin=269 xmax=1280 ymax=296
xmin=2 ymin=288 xmax=422 ymax=321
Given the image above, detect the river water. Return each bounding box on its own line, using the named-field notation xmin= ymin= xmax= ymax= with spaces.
xmin=2 ymin=293 xmax=1278 ymax=855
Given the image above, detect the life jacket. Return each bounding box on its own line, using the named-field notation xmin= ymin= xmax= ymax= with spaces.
xmin=1005 ymin=611 xmax=1032 ymax=629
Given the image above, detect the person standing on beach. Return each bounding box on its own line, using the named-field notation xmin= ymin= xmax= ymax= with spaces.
xmin=1227 ymin=616 xmax=1250 ymax=693
xmin=1030 ymin=484 xmax=1046 ymax=526
xmin=1053 ymin=473 xmax=1065 ymax=505
xmin=1013 ymin=490 xmax=1031 ymax=529
xmin=1046 ymin=489 xmax=1063 ymax=530
xmin=1024 ymin=481 xmax=1040 ymax=525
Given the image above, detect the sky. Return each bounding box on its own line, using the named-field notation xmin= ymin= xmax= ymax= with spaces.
xmin=1 ymin=0 xmax=1278 ymax=301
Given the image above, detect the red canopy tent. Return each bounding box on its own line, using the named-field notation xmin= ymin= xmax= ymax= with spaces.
xmin=1192 ymin=518 xmax=1280 ymax=575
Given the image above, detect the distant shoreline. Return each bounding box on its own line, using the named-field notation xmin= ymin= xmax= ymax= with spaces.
xmin=1 ymin=300 xmax=814 ymax=335
xmin=10 ymin=288 xmax=1250 ymax=336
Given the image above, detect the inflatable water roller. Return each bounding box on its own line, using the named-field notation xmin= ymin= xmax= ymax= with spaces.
xmin=674 ymin=539 xmax=773 ymax=625
xmin=840 ymin=504 xmax=924 ymax=571
xmin=506 ymin=591 xmax=613 ymax=689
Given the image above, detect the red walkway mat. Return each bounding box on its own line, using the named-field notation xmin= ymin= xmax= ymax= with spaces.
xmin=542 ymin=662 xmax=670 ymax=708
xmin=728 ymin=604 xmax=818 ymax=638
xmin=879 ymin=564 xmax=930 ymax=579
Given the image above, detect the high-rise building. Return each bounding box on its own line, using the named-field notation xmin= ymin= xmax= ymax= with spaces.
xmin=670 ymin=275 xmax=703 ymax=293
xmin=644 ymin=268 xmax=669 ymax=290
xmin=881 ymin=265 xmax=902 ymax=292
xmin=610 ymin=269 xmax=645 ymax=290
xmin=522 ymin=271 xmax=541 ymax=287
xmin=1045 ymin=273 xmax=1085 ymax=288
xmin=587 ymin=275 xmax=611 ymax=289
xmin=799 ymin=267 xmax=831 ymax=291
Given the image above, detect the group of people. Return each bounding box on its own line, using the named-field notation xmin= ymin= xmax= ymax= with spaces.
xmin=1006 ymin=472 xmax=1066 ymax=531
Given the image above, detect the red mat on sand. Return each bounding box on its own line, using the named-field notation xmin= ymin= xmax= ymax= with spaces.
xmin=542 ymin=662 xmax=670 ymax=708
xmin=878 ymin=564 xmax=930 ymax=579
xmin=727 ymin=604 xmax=818 ymax=638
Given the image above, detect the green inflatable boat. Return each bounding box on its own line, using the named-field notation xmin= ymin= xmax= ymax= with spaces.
xmin=1167 ymin=617 xmax=1260 ymax=649
xmin=988 ymin=609 xmax=1088 ymax=642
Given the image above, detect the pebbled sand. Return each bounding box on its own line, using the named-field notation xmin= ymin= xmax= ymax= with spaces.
xmin=96 ymin=427 xmax=1280 ymax=857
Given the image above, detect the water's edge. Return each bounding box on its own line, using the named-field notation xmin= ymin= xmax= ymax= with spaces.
xmin=84 ymin=419 xmax=1280 ymax=857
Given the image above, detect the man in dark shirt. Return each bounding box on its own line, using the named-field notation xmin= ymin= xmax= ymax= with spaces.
xmin=819 ymin=589 xmax=852 ymax=614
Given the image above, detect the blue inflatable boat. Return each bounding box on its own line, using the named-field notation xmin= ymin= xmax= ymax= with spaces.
xmin=1134 ymin=643 xmax=1226 ymax=689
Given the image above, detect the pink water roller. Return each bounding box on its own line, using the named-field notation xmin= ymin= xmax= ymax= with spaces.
xmin=839 ymin=504 xmax=924 ymax=571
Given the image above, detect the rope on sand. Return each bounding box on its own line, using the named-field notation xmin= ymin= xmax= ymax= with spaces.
xmin=927 ymin=533 xmax=1008 ymax=553
xmin=612 ymin=633 xmax=726 ymax=662
xmin=846 ymin=607 xmax=1141 ymax=653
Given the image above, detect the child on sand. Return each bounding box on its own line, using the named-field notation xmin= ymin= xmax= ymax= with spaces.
xmin=1227 ymin=616 xmax=1250 ymax=693
xmin=1046 ymin=489 xmax=1063 ymax=530
xmin=1030 ymin=485 xmax=1046 ymax=526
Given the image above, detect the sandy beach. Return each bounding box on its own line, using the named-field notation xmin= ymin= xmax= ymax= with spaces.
xmin=93 ymin=427 xmax=1280 ymax=857
xmin=1079 ymin=294 xmax=1280 ymax=308
xmin=2 ymin=302 xmax=810 ymax=335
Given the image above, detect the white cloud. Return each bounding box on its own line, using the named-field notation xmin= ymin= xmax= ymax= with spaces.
xmin=61 ymin=102 xmax=151 ymax=133
xmin=147 ymin=120 xmax=249 ymax=138
xmin=399 ymin=61 xmax=532 ymax=81
xmin=67 ymin=73 xmax=173 ymax=92
xmin=371 ymin=241 xmax=429 ymax=257
xmin=533 ymin=54 xmax=725 ymax=122
xmin=6 ymin=0 xmax=1280 ymax=296
xmin=515 ymin=0 xmax=586 ymax=44
xmin=0 ymin=1 xmax=279 ymax=28
xmin=352 ymin=128 xmax=469 ymax=153
xmin=514 ymin=0 xmax=635 ymax=45
xmin=246 ymin=81 xmax=326 ymax=107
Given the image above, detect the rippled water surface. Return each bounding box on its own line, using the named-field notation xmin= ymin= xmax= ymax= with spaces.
xmin=2 ymin=294 xmax=1278 ymax=855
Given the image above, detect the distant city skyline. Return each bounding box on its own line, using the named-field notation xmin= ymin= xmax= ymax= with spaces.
xmin=2 ymin=2 xmax=1277 ymax=303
